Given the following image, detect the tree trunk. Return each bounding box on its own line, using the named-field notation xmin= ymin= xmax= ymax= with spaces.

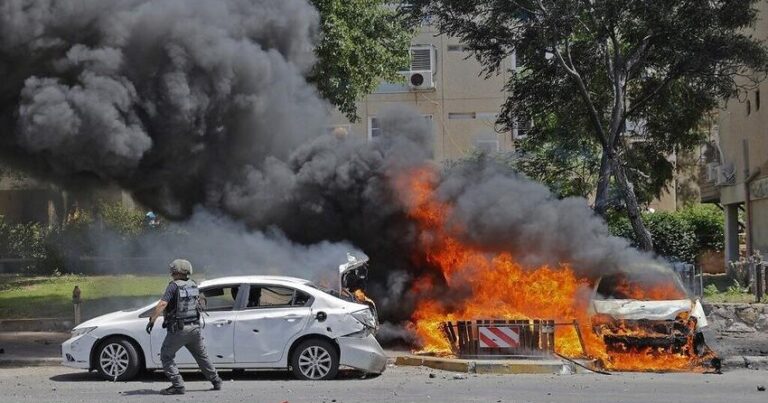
xmin=610 ymin=155 xmax=654 ymax=251
xmin=593 ymin=151 xmax=611 ymax=216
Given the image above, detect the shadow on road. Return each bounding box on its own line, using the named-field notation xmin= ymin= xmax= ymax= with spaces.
xmin=49 ymin=369 xmax=377 ymax=383
xmin=120 ymin=389 xmax=161 ymax=396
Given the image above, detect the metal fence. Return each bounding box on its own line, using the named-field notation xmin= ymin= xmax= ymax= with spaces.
xmin=672 ymin=262 xmax=704 ymax=298
xmin=728 ymin=253 xmax=767 ymax=302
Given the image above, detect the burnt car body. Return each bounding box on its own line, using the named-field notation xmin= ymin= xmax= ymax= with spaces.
xmin=589 ymin=272 xmax=715 ymax=361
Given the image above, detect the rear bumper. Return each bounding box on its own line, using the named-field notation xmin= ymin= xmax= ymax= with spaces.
xmin=337 ymin=334 xmax=387 ymax=374
xmin=61 ymin=334 xmax=98 ymax=369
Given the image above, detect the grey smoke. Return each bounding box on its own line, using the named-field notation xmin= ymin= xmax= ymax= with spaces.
xmin=90 ymin=209 xmax=359 ymax=285
xmin=436 ymin=160 xmax=668 ymax=279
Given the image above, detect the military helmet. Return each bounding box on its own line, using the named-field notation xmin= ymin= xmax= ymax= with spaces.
xmin=169 ymin=259 xmax=193 ymax=276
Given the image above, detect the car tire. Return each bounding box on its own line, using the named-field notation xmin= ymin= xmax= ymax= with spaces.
xmin=95 ymin=338 xmax=141 ymax=381
xmin=290 ymin=338 xmax=339 ymax=380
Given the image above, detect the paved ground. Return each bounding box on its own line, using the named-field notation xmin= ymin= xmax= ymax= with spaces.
xmin=0 ymin=365 xmax=767 ymax=403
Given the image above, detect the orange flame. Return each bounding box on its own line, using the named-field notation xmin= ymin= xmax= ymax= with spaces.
xmin=397 ymin=167 xmax=709 ymax=371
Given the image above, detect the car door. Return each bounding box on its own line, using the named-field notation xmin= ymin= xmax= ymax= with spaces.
xmin=150 ymin=283 xmax=243 ymax=366
xmin=234 ymin=284 xmax=313 ymax=363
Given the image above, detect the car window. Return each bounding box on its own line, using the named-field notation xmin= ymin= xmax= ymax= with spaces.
xmin=245 ymin=285 xmax=312 ymax=308
xmin=201 ymin=286 xmax=239 ymax=311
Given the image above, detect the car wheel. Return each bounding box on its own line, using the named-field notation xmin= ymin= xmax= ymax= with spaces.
xmin=95 ymin=338 xmax=141 ymax=381
xmin=290 ymin=339 xmax=339 ymax=380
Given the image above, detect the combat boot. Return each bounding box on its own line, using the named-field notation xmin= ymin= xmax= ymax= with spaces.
xmin=161 ymin=386 xmax=185 ymax=395
xmin=211 ymin=379 xmax=223 ymax=391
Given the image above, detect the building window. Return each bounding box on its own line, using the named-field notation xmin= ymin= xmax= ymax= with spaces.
xmin=476 ymin=112 xmax=498 ymax=120
xmin=514 ymin=120 xmax=532 ymax=139
xmin=368 ymin=115 xmax=433 ymax=140
xmin=448 ymin=112 xmax=476 ymax=120
xmin=756 ymin=90 xmax=761 ymax=111
xmin=447 ymin=44 xmax=471 ymax=52
xmin=368 ymin=117 xmax=381 ymax=139
xmin=409 ymin=46 xmax=434 ymax=72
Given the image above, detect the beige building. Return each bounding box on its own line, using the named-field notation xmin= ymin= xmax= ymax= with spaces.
xmin=704 ymin=1 xmax=768 ymax=263
xmin=330 ymin=25 xmax=520 ymax=160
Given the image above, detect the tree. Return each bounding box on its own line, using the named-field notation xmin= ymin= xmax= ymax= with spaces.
xmin=408 ymin=0 xmax=768 ymax=251
xmin=310 ymin=0 xmax=413 ymax=121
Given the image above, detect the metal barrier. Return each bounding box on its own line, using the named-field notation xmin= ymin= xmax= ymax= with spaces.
xmin=672 ymin=262 xmax=703 ymax=298
xmin=440 ymin=319 xmax=580 ymax=359
xmin=728 ymin=253 xmax=767 ymax=302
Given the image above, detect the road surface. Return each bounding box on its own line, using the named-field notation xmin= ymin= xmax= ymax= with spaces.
xmin=0 ymin=364 xmax=766 ymax=402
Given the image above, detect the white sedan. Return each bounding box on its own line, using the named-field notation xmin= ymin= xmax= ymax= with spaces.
xmin=61 ymin=274 xmax=386 ymax=381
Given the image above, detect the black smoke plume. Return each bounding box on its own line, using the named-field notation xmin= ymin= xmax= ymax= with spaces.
xmin=0 ymin=1 xmax=678 ymax=335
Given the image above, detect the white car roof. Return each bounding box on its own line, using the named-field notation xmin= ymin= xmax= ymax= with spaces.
xmin=199 ymin=275 xmax=313 ymax=288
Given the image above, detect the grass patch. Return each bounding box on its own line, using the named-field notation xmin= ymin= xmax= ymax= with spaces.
xmin=0 ymin=274 xmax=169 ymax=319
xmin=702 ymin=274 xmax=757 ymax=303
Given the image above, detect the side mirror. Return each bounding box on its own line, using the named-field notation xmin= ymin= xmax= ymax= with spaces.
xmin=315 ymin=311 xmax=327 ymax=322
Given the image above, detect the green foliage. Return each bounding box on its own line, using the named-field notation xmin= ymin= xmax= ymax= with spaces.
xmin=644 ymin=212 xmax=697 ymax=263
xmin=310 ymin=0 xmax=413 ymax=121
xmin=607 ymin=206 xmax=724 ymax=263
xmin=514 ymin=116 xmax=602 ymax=199
xmin=725 ymin=279 xmax=748 ymax=295
xmin=0 ymin=218 xmax=47 ymax=268
xmin=703 ymin=283 xmax=719 ymax=297
xmin=679 ymin=204 xmax=725 ymax=252
xmin=97 ymin=201 xmax=145 ymax=236
xmin=0 ymin=205 xmax=148 ymax=275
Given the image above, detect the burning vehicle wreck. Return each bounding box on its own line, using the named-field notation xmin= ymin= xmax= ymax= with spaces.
xmin=589 ymin=273 xmax=719 ymax=371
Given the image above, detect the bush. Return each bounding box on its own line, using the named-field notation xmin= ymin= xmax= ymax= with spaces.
xmin=679 ymin=204 xmax=724 ymax=252
xmin=96 ymin=201 xmax=146 ymax=236
xmin=644 ymin=212 xmax=698 ymax=263
xmin=608 ymin=207 xmax=708 ymax=263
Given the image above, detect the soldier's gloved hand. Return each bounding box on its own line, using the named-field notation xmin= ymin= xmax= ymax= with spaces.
xmin=146 ymin=321 xmax=154 ymax=334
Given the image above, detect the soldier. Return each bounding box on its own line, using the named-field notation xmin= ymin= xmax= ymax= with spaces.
xmin=147 ymin=259 xmax=222 ymax=395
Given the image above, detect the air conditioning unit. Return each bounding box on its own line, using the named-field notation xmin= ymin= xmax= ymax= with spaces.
xmin=706 ymin=162 xmax=720 ymax=183
xmin=406 ymin=46 xmax=435 ymax=90
xmin=715 ymin=163 xmax=736 ymax=186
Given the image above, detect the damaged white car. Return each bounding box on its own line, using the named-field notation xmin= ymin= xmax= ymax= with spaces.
xmin=61 ymin=254 xmax=386 ymax=381
xmin=590 ymin=271 xmax=717 ymax=366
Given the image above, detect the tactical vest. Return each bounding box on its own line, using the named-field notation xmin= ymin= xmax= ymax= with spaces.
xmin=165 ymin=279 xmax=200 ymax=323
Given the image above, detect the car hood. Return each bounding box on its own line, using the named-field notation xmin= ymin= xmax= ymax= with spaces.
xmin=73 ymin=305 xmax=148 ymax=330
xmin=593 ymin=299 xmax=708 ymax=328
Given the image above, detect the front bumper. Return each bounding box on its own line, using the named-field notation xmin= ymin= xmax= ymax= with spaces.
xmin=61 ymin=334 xmax=98 ymax=369
xmin=337 ymin=334 xmax=387 ymax=374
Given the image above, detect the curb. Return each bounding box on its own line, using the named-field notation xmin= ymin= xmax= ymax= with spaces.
xmin=0 ymin=319 xmax=73 ymax=332
xmin=393 ymin=355 xmax=574 ymax=375
xmin=0 ymin=357 xmax=61 ymax=368
xmin=721 ymin=356 xmax=768 ymax=370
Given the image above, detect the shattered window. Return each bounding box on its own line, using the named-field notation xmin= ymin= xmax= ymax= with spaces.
xmin=245 ymin=285 xmax=312 ymax=308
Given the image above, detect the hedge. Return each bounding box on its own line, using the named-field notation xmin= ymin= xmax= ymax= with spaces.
xmin=607 ymin=204 xmax=724 ymax=264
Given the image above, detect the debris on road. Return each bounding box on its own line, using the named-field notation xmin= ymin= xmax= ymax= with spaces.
xmin=453 ymin=374 xmax=467 ymax=380
xmin=758 ymin=385 xmax=766 ymax=392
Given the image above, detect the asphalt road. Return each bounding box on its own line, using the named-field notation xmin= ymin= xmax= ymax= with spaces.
xmin=0 ymin=365 xmax=766 ymax=403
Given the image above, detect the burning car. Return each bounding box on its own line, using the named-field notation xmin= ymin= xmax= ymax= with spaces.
xmin=589 ymin=271 xmax=718 ymax=370
xmin=61 ymin=254 xmax=385 ymax=381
